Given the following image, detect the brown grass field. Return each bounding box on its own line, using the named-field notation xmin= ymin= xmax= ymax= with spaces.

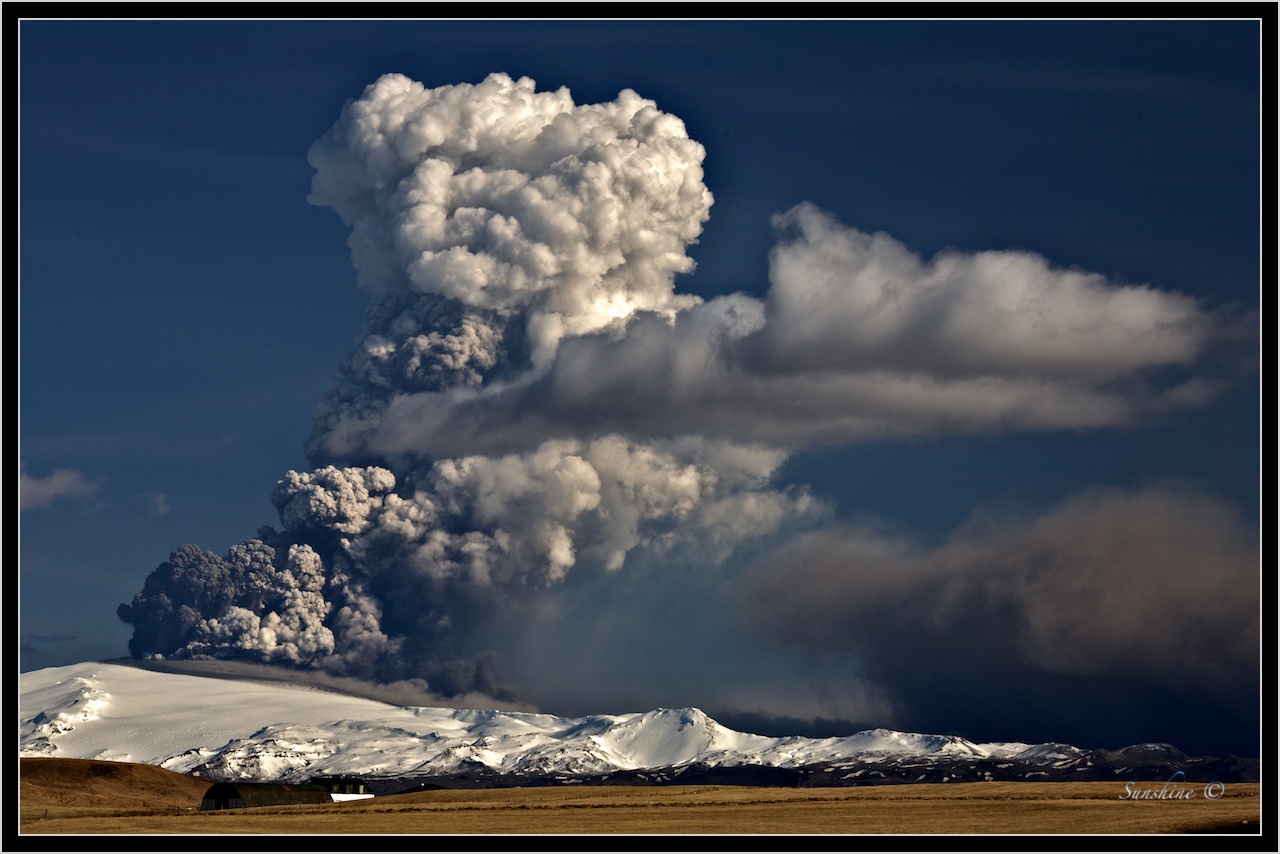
xmin=19 ymin=757 xmax=1262 ymax=836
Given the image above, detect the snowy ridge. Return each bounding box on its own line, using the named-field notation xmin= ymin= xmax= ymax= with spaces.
xmin=19 ymin=663 xmax=1250 ymax=785
xmin=21 ymin=674 xmax=111 ymax=756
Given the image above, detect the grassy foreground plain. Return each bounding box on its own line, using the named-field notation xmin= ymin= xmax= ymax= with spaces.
xmin=20 ymin=758 xmax=1261 ymax=836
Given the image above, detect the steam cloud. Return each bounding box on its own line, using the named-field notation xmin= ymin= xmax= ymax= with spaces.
xmin=119 ymin=73 xmax=1248 ymax=722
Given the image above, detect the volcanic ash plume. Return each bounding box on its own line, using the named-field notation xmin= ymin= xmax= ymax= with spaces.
xmin=118 ymin=73 xmax=813 ymax=700
xmin=304 ymin=71 xmax=713 ymax=464
xmin=119 ymin=71 xmax=1233 ymax=713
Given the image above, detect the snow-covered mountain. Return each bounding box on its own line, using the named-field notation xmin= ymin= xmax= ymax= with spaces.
xmin=19 ymin=662 xmax=1256 ymax=788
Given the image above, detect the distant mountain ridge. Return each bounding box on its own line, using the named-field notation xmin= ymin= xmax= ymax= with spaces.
xmin=19 ymin=662 xmax=1258 ymax=790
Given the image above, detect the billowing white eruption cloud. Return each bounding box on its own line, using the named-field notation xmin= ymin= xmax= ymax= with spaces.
xmin=119 ymin=72 xmax=1239 ymax=716
xmin=308 ymin=72 xmax=709 ymax=327
xmin=20 ymin=466 xmax=100 ymax=511
xmin=305 ymin=71 xmax=712 ymax=463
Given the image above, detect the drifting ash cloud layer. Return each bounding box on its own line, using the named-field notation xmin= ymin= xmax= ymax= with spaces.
xmin=361 ymin=202 xmax=1222 ymax=458
xmin=738 ymin=483 xmax=1259 ymax=730
xmin=119 ymin=73 xmax=1252 ymax=729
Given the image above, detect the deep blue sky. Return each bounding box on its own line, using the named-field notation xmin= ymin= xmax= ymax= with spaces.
xmin=19 ymin=19 xmax=1262 ymax=756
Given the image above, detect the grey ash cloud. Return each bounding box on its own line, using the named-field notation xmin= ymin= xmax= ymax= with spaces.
xmin=118 ymin=74 xmax=815 ymax=704
xmin=737 ymin=482 xmax=1259 ymax=747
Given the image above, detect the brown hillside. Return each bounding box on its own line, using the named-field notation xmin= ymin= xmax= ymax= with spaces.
xmin=20 ymin=757 xmax=213 ymax=809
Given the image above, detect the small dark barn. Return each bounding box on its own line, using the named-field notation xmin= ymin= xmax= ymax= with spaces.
xmin=310 ymin=776 xmax=372 ymax=797
xmin=199 ymin=781 xmax=332 ymax=811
